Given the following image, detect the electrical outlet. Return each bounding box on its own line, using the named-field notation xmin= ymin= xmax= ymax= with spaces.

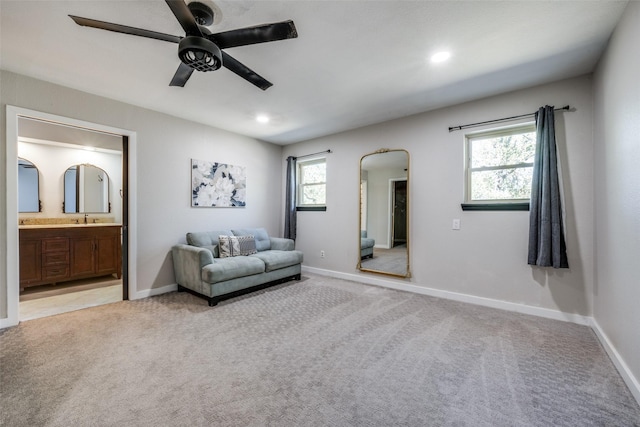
xmin=320 ymin=250 xmax=325 ymax=258
xmin=452 ymin=219 xmax=461 ymax=230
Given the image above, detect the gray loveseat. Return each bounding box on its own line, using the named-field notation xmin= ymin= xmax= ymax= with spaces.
xmin=361 ymin=231 xmax=375 ymax=259
xmin=172 ymin=228 xmax=303 ymax=306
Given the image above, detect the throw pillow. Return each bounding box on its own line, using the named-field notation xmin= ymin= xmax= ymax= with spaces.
xmin=218 ymin=235 xmax=241 ymax=258
xmin=237 ymin=235 xmax=257 ymax=256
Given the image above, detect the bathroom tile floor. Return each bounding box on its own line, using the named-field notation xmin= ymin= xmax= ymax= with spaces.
xmin=20 ymin=278 xmax=122 ymax=321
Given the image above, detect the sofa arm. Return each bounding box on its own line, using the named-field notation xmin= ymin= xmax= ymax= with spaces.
xmin=172 ymin=244 xmax=214 ymax=289
xmin=269 ymin=237 xmax=295 ymax=251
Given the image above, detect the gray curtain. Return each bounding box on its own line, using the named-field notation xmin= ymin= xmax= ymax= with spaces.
xmin=284 ymin=156 xmax=297 ymax=240
xmin=528 ymin=106 xmax=569 ymax=268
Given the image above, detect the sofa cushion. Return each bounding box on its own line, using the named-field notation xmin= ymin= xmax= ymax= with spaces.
xmin=250 ymin=250 xmax=303 ymax=272
xmin=187 ymin=230 xmax=233 ymax=255
xmin=201 ymin=245 xmax=220 ymax=258
xmin=232 ymin=228 xmax=271 ymax=251
xmin=201 ymin=256 xmax=265 ymax=284
xmin=187 ymin=230 xmax=233 ymax=258
xmin=361 ymin=237 xmax=375 ymax=249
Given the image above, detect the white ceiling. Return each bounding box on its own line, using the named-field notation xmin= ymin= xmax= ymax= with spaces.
xmin=0 ymin=0 xmax=628 ymax=145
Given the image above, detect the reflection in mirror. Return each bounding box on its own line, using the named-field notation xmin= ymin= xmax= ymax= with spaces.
xmin=64 ymin=164 xmax=111 ymax=213
xmin=358 ymin=149 xmax=410 ymax=278
xmin=18 ymin=158 xmax=41 ymax=213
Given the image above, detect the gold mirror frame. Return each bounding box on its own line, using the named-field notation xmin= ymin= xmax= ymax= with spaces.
xmin=358 ymin=149 xmax=411 ymax=278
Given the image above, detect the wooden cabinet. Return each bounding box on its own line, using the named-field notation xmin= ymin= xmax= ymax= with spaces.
xmin=19 ymin=225 xmax=122 ymax=290
xmin=42 ymin=237 xmax=70 ymax=282
xmin=19 ymin=239 xmax=41 ymax=284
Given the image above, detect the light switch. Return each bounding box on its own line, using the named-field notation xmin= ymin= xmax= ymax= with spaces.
xmin=452 ymin=219 xmax=461 ymax=230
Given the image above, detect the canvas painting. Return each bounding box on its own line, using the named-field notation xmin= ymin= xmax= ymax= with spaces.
xmin=191 ymin=159 xmax=246 ymax=207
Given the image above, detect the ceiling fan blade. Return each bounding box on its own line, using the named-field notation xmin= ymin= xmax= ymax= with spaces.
xmin=169 ymin=62 xmax=195 ymax=87
xmin=165 ymin=0 xmax=202 ymax=37
xmin=222 ymin=52 xmax=272 ymax=90
xmin=69 ymin=15 xmax=181 ymax=43
xmin=208 ymin=20 xmax=298 ymax=49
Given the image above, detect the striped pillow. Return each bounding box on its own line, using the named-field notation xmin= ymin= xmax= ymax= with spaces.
xmin=237 ymin=235 xmax=258 ymax=256
xmin=218 ymin=235 xmax=257 ymax=257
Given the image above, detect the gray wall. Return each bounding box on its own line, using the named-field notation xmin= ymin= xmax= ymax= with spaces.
xmin=284 ymin=75 xmax=595 ymax=317
xmin=593 ymin=1 xmax=640 ymax=395
xmin=1 ymin=70 xmax=283 ymax=319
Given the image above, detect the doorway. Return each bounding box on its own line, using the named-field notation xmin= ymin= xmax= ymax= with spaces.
xmin=4 ymin=106 xmax=137 ymax=327
xmin=390 ymin=179 xmax=407 ymax=248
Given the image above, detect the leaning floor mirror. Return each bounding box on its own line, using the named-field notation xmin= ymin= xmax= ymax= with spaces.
xmin=358 ymin=149 xmax=411 ymax=278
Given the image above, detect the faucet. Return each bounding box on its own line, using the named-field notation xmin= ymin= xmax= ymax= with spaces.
xmin=84 ymin=213 xmax=88 ymax=224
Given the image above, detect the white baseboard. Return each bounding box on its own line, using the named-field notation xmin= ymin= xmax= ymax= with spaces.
xmin=302 ymin=266 xmax=591 ymax=325
xmin=130 ymin=283 xmax=177 ymax=300
xmin=0 ymin=317 xmax=19 ymax=329
xmin=590 ymin=319 xmax=640 ymax=406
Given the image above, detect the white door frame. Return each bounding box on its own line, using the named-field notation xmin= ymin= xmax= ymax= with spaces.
xmin=2 ymin=106 xmax=137 ymax=328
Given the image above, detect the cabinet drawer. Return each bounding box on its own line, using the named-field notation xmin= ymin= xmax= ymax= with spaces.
xmin=42 ymin=238 xmax=69 ymax=253
xmin=42 ymin=251 xmax=69 ymax=266
xmin=43 ymin=265 xmax=69 ymax=280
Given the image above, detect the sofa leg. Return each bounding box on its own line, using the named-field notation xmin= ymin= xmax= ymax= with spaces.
xmin=177 ymin=285 xmax=185 ymax=292
xmin=208 ymin=298 xmax=219 ymax=307
xmin=295 ymin=274 xmax=302 ymax=280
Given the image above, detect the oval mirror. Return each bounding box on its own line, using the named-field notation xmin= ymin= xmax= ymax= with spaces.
xmin=358 ymin=149 xmax=410 ymax=278
xmin=64 ymin=164 xmax=111 ymax=213
xmin=18 ymin=158 xmax=41 ymax=213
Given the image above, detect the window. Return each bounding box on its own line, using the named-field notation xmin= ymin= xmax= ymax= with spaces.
xmin=464 ymin=123 xmax=536 ymax=210
xmin=297 ymin=158 xmax=326 ymax=210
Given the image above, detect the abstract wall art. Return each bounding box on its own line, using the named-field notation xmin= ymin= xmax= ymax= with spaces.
xmin=191 ymin=159 xmax=246 ymax=207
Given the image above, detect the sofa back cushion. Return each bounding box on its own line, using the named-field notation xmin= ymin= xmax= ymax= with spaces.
xmin=187 ymin=230 xmax=233 ymax=258
xmin=232 ymin=228 xmax=271 ymax=251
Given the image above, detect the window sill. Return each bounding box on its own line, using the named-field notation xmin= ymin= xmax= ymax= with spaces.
xmin=461 ymin=203 xmax=529 ymax=211
xmin=296 ymin=206 xmax=327 ymax=212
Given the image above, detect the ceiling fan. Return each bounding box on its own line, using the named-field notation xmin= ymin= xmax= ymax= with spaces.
xmin=69 ymin=0 xmax=298 ymax=90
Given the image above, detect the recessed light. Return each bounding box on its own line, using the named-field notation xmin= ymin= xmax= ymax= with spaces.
xmin=256 ymin=114 xmax=270 ymax=124
xmin=83 ymin=146 xmax=96 ymax=151
xmin=430 ymin=51 xmax=451 ymax=63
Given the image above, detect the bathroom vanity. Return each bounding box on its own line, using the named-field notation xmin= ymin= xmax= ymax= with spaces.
xmin=19 ymin=224 xmax=122 ymax=290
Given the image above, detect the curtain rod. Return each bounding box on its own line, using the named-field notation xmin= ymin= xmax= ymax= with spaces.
xmin=290 ymin=149 xmax=332 ymax=160
xmin=448 ymin=105 xmax=571 ymax=133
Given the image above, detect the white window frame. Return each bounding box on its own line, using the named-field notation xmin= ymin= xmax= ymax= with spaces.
xmin=297 ymin=157 xmax=326 ymax=209
xmin=464 ymin=122 xmax=536 ymax=205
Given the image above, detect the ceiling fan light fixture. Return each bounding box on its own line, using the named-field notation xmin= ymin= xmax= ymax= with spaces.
xmin=178 ymin=36 xmax=222 ymax=72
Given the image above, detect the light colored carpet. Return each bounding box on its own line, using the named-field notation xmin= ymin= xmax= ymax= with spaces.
xmin=1 ymin=274 xmax=639 ymax=426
